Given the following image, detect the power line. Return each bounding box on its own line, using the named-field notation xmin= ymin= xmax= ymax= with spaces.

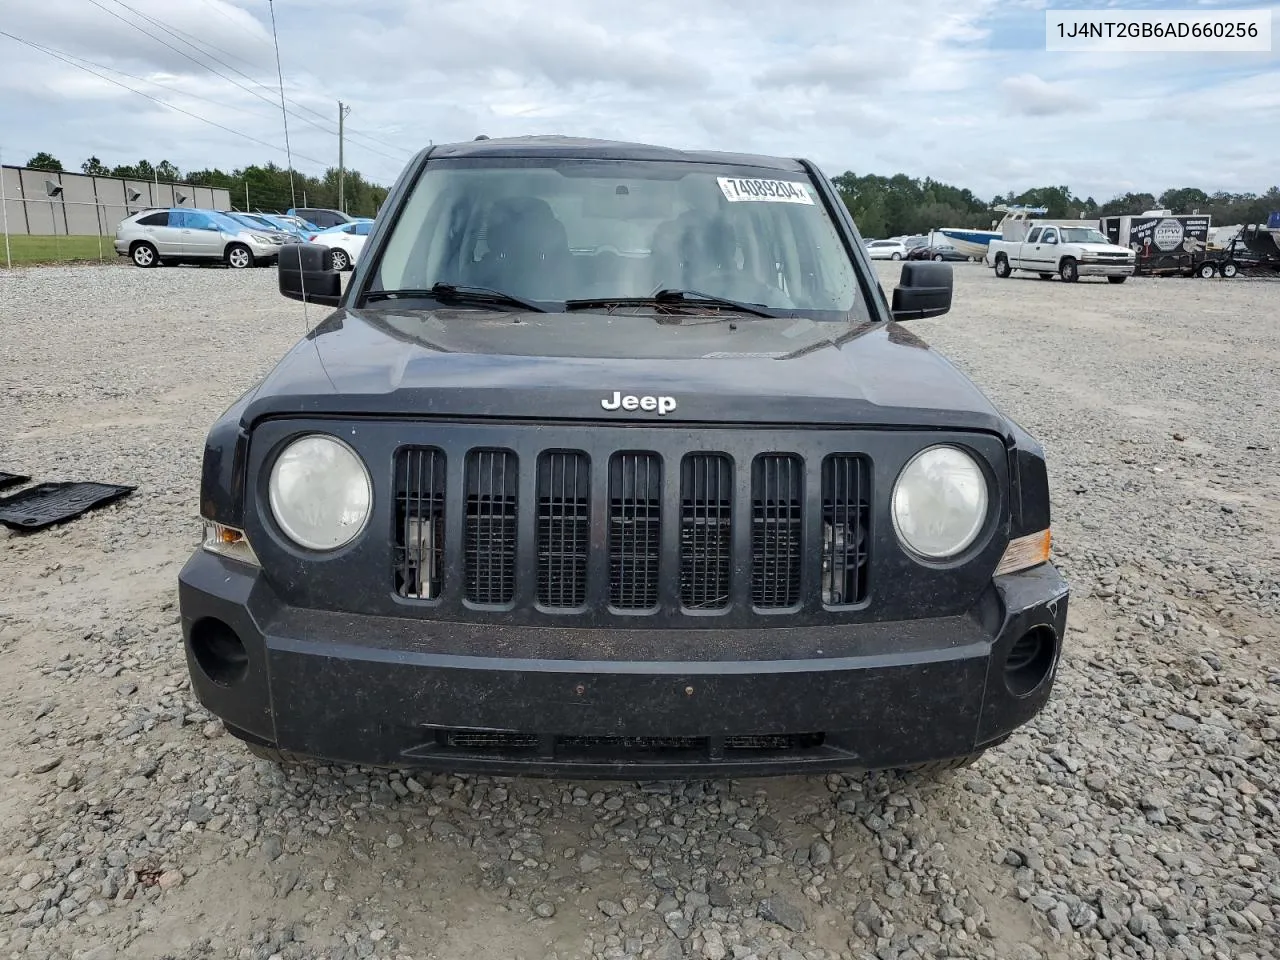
xmin=83 ymin=0 xmax=344 ymax=141
xmin=16 ymin=34 xmax=288 ymax=131
xmin=0 ymin=29 xmax=331 ymax=169
xmin=94 ymin=0 xmax=413 ymax=160
xmin=266 ymin=0 xmax=295 ymax=210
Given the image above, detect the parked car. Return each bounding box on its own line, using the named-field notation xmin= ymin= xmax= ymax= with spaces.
xmin=115 ymin=208 xmax=287 ymax=268
xmin=906 ymin=243 xmax=972 ymax=262
xmin=306 ymin=220 xmax=373 ymax=270
xmin=265 ymin=214 xmax=320 ymax=236
xmin=180 ymin=134 xmax=1067 ymax=779
xmin=220 ymin=212 xmax=295 ymax=243
xmin=989 ymin=224 xmax=1136 ymax=283
xmin=866 ymin=239 xmax=909 ymax=260
xmin=288 ymin=207 xmax=355 ymax=230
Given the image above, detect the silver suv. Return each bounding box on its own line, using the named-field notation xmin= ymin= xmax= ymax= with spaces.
xmin=114 ymin=208 xmax=286 ymax=268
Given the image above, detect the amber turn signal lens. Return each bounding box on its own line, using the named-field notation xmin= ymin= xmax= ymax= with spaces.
xmin=994 ymin=529 xmax=1051 ymax=577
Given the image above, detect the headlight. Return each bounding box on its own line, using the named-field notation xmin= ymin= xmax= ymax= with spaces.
xmin=268 ymin=434 xmax=372 ymax=550
xmin=250 ymin=234 xmax=272 ymax=244
xmin=891 ymin=445 xmax=989 ymax=559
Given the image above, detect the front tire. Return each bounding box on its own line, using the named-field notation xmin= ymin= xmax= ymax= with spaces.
xmin=1059 ymin=257 xmax=1079 ymax=283
xmin=993 ymin=255 xmax=1011 ymax=278
xmin=330 ymin=248 xmax=350 ymax=271
xmin=933 ymin=253 xmax=944 ymax=261
xmin=890 ymin=252 xmax=901 ymax=261
xmin=130 ymin=242 xmax=158 ymax=268
xmin=1197 ymin=262 xmax=1217 ymax=279
xmin=226 ymin=243 xmax=253 ymax=269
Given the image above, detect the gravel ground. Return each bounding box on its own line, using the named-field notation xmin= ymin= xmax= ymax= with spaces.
xmin=0 ymin=261 xmax=1277 ymax=960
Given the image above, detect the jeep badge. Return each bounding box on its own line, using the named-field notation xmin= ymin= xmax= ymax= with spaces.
xmin=601 ymin=391 xmax=677 ymax=415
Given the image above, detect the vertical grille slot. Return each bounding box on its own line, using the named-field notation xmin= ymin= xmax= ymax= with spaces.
xmin=464 ymin=449 xmax=518 ymax=605
xmin=536 ymin=451 xmax=590 ymax=608
xmin=395 ymin=447 xmax=446 ymax=600
xmin=608 ymin=452 xmax=662 ymax=610
xmin=751 ymin=454 xmax=803 ymax=608
xmin=680 ymin=454 xmax=732 ymax=610
xmin=821 ymin=455 xmax=870 ymax=606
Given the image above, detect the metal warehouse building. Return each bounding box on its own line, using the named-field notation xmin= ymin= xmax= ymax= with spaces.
xmin=1 ymin=165 xmax=233 ymax=237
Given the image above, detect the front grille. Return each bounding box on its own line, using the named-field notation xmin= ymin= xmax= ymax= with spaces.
xmin=751 ymin=454 xmax=803 ymax=608
xmin=393 ymin=441 xmax=874 ymax=617
xmin=536 ymin=451 xmax=589 ymax=608
xmin=680 ymin=454 xmax=732 ymax=610
xmin=821 ymin=455 xmax=870 ymax=606
xmin=394 ymin=447 xmax=446 ymax=599
xmin=608 ymin=452 xmax=662 ymax=610
xmin=464 ymin=449 xmax=517 ymax=605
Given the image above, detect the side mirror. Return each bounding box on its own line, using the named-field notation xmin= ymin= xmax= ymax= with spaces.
xmin=891 ymin=261 xmax=952 ymax=321
xmin=279 ymin=243 xmax=342 ymax=306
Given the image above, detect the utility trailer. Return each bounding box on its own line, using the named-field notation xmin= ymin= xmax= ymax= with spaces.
xmin=1191 ymin=219 xmax=1280 ymax=279
xmin=1099 ymin=212 xmax=1212 ymax=277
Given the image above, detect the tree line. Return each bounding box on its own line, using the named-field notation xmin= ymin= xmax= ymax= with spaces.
xmin=21 ymin=151 xmax=388 ymax=219
xmin=830 ymin=172 xmax=1279 ymax=238
xmin=20 ymin=150 xmax=1280 ymax=233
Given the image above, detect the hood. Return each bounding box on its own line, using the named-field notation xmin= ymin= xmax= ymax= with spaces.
xmin=244 ymin=308 xmax=1010 ymax=434
xmin=1076 ymin=242 xmax=1134 ymax=256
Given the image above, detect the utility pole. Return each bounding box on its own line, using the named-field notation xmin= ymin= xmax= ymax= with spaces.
xmin=338 ymin=100 xmax=352 ymax=213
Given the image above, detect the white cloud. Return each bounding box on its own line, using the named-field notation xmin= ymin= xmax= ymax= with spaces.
xmin=0 ymin=0 xmax=1276 ymax=202
xmin=999 ymin=73 xmax=1086 ymax=116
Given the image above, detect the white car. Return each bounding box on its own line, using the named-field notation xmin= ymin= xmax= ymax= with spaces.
xmin=307 ymin=219 xmax=373 ymax=271
xmin=866 ymin=239 xmax=908 ymax=260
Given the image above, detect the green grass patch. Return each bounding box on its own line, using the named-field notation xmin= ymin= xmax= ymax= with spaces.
xmin=1 ymin=235 xmax=117 ymax=266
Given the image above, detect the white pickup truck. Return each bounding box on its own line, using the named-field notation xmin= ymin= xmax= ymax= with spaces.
xmin=988 ymin=224 xmax=1136 ymax=283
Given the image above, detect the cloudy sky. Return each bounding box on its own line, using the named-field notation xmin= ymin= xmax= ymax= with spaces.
xmin=1 ymin=0 xmax=1277 ymax=202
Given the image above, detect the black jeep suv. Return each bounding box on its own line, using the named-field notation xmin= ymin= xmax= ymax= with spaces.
xmin=179 ymin=135 xmax=1068 ymax=778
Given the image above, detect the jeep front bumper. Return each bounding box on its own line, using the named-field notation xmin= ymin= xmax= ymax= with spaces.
xmin=178 ymin=551 xmax=1069 ymax=778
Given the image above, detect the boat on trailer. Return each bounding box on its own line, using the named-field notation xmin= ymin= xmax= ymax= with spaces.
xmin=936 ymin=205 xmax=1049 ymax=261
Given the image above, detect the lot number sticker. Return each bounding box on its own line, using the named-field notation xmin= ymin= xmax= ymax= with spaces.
xmin=717 ymin=177 xmax=814 ymax=204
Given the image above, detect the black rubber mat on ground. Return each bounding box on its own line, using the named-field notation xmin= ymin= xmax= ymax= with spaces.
xmin=0 ymin=472 xmax=30 ymax=491
xmin=0 ymin=482 xmax=135 ymax=532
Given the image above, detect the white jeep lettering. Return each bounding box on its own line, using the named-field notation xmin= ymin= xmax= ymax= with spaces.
xmin=600 ymin=392 xmax=678 ymax=415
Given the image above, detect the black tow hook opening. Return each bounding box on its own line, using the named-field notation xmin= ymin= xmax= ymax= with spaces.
xmin=1004 ymin=625 xmax=1057 ymax=697
xmin=190 ymin=617 xmax=250 ymax=687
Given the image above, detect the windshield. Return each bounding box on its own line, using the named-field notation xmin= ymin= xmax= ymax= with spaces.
xmin=369 ymin=158 xmax=868 ymax=322
xmin=1060 ymin=228 xmax=1110 ymax=244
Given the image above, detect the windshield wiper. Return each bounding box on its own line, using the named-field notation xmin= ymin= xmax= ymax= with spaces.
xmin=564 ymin=288 xmax=780 ymax=318
xmin=363 ymin=282 xmax=547 ymax=312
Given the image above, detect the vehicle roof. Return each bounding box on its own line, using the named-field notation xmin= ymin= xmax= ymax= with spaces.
xmin=424 ymin=134 xmax=807 ymax=172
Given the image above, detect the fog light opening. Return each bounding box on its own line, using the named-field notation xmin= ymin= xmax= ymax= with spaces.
xmin=1004 ymin=625 xmax=1057 ymax=697
xmin=190 ymin=617 xmax=249 ymax=687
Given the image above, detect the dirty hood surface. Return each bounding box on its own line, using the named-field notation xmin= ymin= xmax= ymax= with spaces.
xmin=245 ymin=307 xmax=1010 ymax=433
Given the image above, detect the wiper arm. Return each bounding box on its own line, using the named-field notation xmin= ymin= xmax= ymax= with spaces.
xmin=363 ymin=282 xmax=547 ymax=312
xmin=565 ymin=288 xmax=780 ymax=318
